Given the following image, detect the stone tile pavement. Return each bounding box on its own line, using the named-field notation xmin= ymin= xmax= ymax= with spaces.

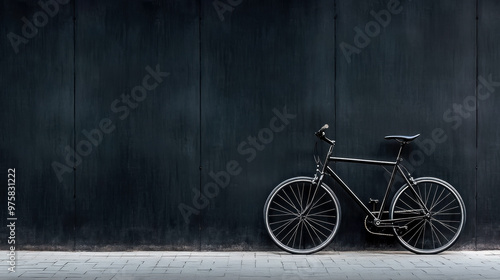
xmin=1 ymin=250 xmax=499 ymax=279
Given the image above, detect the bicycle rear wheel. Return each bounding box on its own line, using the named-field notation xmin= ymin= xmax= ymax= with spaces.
xmin=390 ymin=177 xmax=466 ymax=254
xmin=263 ymin=176 xmax=341 ymax=254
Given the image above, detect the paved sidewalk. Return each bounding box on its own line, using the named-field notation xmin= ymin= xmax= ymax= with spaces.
xmin=1 ymin=250 xmax=499 ymax=280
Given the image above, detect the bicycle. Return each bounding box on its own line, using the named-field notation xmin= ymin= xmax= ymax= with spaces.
xmin=263 ymin=124 xmax=466 ymax=254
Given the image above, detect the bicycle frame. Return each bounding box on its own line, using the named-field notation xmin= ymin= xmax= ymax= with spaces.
xmin=314 ymin=142 xmax=427 ymax=226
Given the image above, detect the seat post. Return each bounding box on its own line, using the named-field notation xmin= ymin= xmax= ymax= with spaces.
xmin=395 ymin=142 xmax=406 ymax=162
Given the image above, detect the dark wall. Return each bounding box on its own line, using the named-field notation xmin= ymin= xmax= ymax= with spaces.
xmin=73 ymin=0 xmax=201 ymax=249
xmin=0 ymin=0 xmax=498 ymax=251
xmin=477 ymin=0 xmax=500 ymax=249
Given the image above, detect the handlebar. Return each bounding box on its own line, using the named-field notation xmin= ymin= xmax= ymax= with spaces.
xmin=315 ymin=124 xmax=335 ymax=145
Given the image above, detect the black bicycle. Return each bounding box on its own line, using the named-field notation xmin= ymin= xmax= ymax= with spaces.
xmin=263 ymin=124 xmax=466 ymax=254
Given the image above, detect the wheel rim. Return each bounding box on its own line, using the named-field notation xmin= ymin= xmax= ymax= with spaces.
xmin=391 ymin=179 xmax=465 ymax=254
xmin=265 ymin=178 xmax=340 ymax=254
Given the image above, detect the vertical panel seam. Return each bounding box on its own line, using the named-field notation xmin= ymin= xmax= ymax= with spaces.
xmin=72 ymin=0 xmax=77 ymax=252
xmin=332 ymin=0 xmax=338 ymax=210
xmin=474 ymin=0 xmax=479 ymax=250
xmin=198 ymin=0 xmax=202 ymax=252
xmin=334 ymin=0 xmax=337 ymax=140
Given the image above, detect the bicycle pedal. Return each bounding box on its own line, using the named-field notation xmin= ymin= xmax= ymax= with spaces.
xmin=364 ymin=216 xmax=394 ymax=237
xmin=395 ymin=226 xmax=408 ymax=235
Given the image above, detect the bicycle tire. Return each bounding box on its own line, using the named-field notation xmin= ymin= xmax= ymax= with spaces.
xmin=263 ymin=176 xmax=341 ymax=254
xmin=389 ymin=177 xmax=466 ymax=254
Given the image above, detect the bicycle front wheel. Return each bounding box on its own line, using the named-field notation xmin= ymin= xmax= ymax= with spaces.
xmin=263 ymin=176 xmax=341 ymax=254
xmin=390 ymin=177 xmax=466 ymax=254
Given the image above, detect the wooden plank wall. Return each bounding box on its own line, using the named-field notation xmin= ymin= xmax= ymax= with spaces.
xmin=0 ymin=0 xmax=497 ymax=250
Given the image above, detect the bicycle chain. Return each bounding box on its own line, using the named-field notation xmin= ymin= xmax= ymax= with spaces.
xmin=364 ymin=214 xmax=394 ymax=237
xmin=364 ymin=210 xmax=418 ymax=237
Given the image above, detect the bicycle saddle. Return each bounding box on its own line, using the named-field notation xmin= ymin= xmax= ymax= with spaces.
xmin=384 ymin=134 xmax=420 ymax=143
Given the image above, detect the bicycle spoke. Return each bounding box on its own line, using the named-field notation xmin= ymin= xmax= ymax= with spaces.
xmin=304 ymin=220 xmax=327 ymax=240
xmin=308 ymin=208 xmax=336 ymax=217
xmin=282 ymin=222 xmax=301 ymax=248
xmin=405 ymin=220 xmax=425 ymax=249
xmin=430 ymin=184 xmax=439 ymax=213
xmin=402 ymin=192 xmax=421 ymax=209
xmin=305 ymin=183 xmax=313 ymax=212
xmin=273 ymin=217 xmax=298 ymax=237
xmin=277 ymin=190 xmax=300 ymax=214
xmin=286 ymin=220 xmax=302 ymax=247
xmin=270 ymin=200 xmax=298 ymax=216
xmin=309 ymin=197 xmax=333 ymax=212
xmin=289 ymin=185 xmax=302 ymax=213
xmin=303 ymin=219 xmax=317 ymax=247
xmin=399 ymin=218 xmax=425 ymax=239
xmin=424 ymin=183 xmax=433 ymax=208
xmin=417 ymin=185 xmax=425 ymax=209
xmin=306 ymin=216 xmax=337 ymax=229
xmin=429 ymin=189 xmax=447 ymax=212
xmin=298 ymin=184 xmax=305 ymax=212
xmin=305 ymin=183 xmax=321 ymax=212
xmin=271 ymin=218 xmax=297 ymax=233
xmin=421 ymin=221 xmax=427 ymax=250
xmin=431 ymin=218 xmax=458 ymax=232
xmin=429 ymin=220 xmax=446 ymax=245
xmin=430 ymin=221 xmax=436 ymax=249
xmin=269 ymin=213 xmax=297 ymax=217
xmin=433 ymin=204 xmax=460 ymax=215
xmin=431 ymin=199 xmax=456 ymax=216
xmin=299 ymin=221 xmax=304 ymax=249
xmin=269 ymin=216 xmax=297 ymax=226
xmin=307 ymin=193 xmax=328 ymax=214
